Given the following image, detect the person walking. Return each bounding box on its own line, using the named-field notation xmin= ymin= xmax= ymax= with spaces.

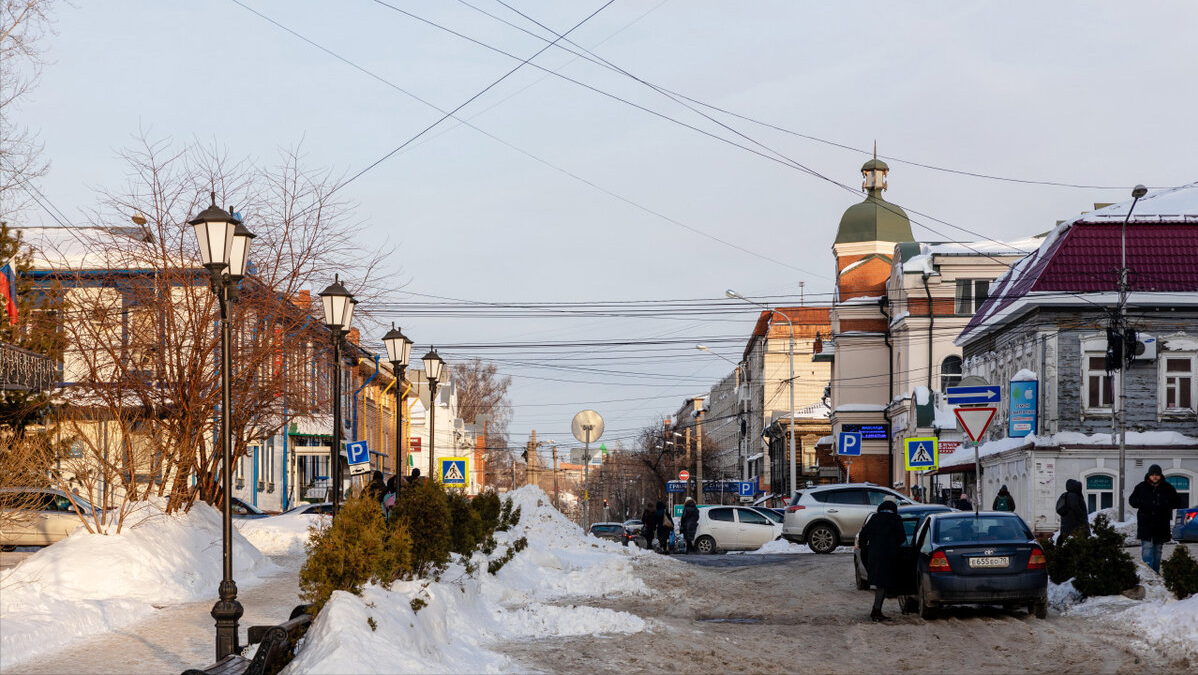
xmin=1128 ymin=464 xmax=1181 ymax=573
xmin=1055 ymin=478 xmax=1089 ymax=545
xmin=680 ymin=498 xmax=700 ymax=553
xmin=639 ymin=504 xmax=658 ymax=550
xmin=654 ymin=501 xmax=673 ymax=554
xmin=409 ymin=467 xmax=422 ymax=484
xmin=857 ymin=500 xmax=906 ymax=622
xmin=992 ymin=485 xmax=1016 ymax=512
xmin=953 ymin=492 xmax=973 ymax=511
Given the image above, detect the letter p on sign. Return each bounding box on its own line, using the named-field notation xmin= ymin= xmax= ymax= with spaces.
xmin=837 ymin=432 xmax=862 ymax=456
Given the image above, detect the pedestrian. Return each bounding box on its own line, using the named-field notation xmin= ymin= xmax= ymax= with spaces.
xmin=953 ymin=492 xmax=973 ymax=511
xmin=383 ymin=475 xmax=399 ymax=517
xmin=409 ymin=467 xmax=422 ymax=485
xmin=1128 ymin=464 xmax=1181 ymax=573
xmin=654 ymin=501 xmax=673 ymax=554
xmin=680 ymin=498 xmax=700 ymax=553
xmin=857 ymin=499 xmax=906 ymax=622
xmin=1055 ymin=478 xmax=1089 ymax=545
xmin=640 ymin=504 xmax=658 ymax=549
xmin=992 ymin=484 xmax=1016 ymax=512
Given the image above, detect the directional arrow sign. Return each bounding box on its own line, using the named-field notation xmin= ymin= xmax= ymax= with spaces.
xmin=954 ymin=407 xmax=997 ymax=442
xmin=946 ymin=385 xmax=1002 ymax=405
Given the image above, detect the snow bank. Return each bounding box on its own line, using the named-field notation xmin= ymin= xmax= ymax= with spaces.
xmin=286 ymin=486 xmax=648 ymax=674
xmin=237 ymin=512 xmax=326 ymax=556
xmin=0 ymin=498 xmax=279 ymax=669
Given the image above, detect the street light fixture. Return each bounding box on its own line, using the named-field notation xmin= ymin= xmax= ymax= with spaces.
xmin=189 ymin=192 xmax=254 ymax=661
xmin=727 ymin=289 xmax=798 ymax=497
xmin=383 ymin=324 xmax=413 ymax=479
xmin=319 ymin=275 xmax=356 ymax=517
xmin=422 ymin=347 xmax=445 ymax=479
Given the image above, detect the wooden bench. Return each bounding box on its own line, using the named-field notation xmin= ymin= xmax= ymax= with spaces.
xmin=182 ymin=606 xmax=312 ymax=675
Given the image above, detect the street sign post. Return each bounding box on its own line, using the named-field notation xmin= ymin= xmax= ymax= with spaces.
xmin=954 ymin=406 xmax=997 ymax=514
xmin=666 ymin=480 xmax=686 ymax=493
xmin=679 ymin=470 xmax=690 ymax=482
xmin=837 ymin=432 xmax=862 ymax=482
xmin=738 ymin=480 xmax=755 ymax=497
xmin=439 ymin=457 xmax=469 ymax=488
xmin=946 ymin=385 xmax=1002 ymax=406
xmin=345 ymin=440 xmax=371 ymax=476
xmin=904 ymin=437 xmax=938 ymax=471
xmin=572 ymin=410 xmax=604 ymax=528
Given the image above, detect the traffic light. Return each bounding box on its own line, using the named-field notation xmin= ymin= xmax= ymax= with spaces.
xmin=603 ymin=499 xmax=608 ymax=509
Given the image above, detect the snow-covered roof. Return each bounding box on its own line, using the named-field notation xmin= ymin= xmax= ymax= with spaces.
xmin=833 ymin=403 xmax=886 ymax=413
xmin=939 ymin=429 xmax=1198 ymax=470
xmin=901 ymin=237 xmax=1043 ymax=275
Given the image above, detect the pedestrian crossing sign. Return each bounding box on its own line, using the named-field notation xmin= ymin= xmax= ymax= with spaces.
xmin=904 ymin=437 xmax=938 ymax=471
xmin=440 ymin=457 xmax=469 ymax=487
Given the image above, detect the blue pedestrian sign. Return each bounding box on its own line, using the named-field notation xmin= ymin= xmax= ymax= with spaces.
xmin=946 ymin=385 xmax=1002 ymax=406
xmin=837 ymin=432 xmax=863 ymax=456
xmin=345 ymin=440 xmax=370 ymax=466
xmin=904 ymin=437 xmax=939 ymax=471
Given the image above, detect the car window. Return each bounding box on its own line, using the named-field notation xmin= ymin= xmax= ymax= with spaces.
xmin=826 ymin=489 xmax=869 ymax=505
xmin=592 ymin=525 xmax=622 ymax=534
xmin=753 ymin=508 xmax=783 ymax=523
xmin=788 ymin=491 xmax=804 ymax=506
xmin=737 ymin=509 xmax=770 ymax=525
xmin=934 ymin=516 xmax=1031 ymax=543
xmin=867 ymin=490 xmax=905 ymax=506
xmin=231 ymin=501 xmax=251 ymax=516
xmin=708 ymin=508 xmax=736 ymax=522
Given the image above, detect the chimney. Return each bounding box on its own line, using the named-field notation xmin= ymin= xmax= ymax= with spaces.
xmin=348 ymin=327 xmax=360 ymax=345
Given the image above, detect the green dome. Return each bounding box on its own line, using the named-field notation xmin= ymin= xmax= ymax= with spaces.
xmin=835 ymin=191 xmax=914 ymax=245
xmin=862 ymin=158 xmax=889 ymax=172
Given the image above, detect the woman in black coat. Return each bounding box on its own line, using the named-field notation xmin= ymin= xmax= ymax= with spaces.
xmin=857 ymin=500 xmax=906 ymax=621
xmin=1056 ymin=479 xmax=1089 ymax=545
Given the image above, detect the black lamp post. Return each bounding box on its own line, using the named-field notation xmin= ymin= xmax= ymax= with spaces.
xmin=319 ymin=276 xmax=355 ymax=517
xmin=382 ymin=324 xmax=412 ymax=480
xmin=190 ymin=192 xmax=255 ymax=661
xmin=421 ymin=347 xmax=445 ymax=479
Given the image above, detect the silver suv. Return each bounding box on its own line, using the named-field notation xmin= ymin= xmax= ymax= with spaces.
xmin=781 ymin=483 xmax=912 ymax=553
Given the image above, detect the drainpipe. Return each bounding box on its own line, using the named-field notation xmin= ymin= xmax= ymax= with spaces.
xmin=879 ymin=297 xmax=895 ymax=488
xmin=352 ymin=355 xmax=380 ymax=444
xmin=922 ymin=273 xmax=934 ymax=391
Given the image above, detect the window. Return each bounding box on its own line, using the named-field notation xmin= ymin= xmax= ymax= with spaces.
xmin=940 ymin=355 xmax=962 ymax=391
xmin=1162 ymin=355 xmax=1195 ymax=412
xmin=825 ymin=489 xmax=869 ymax=505
xmin=737 ymin=509 xmax=770 ymax=525
xmin=1085 ymin=355 xmax=1113 ymax=409
xmin=1085 ymin=474 xmax=1114 ymax=513
xmin=708 ymin=508 xmax=736 ymax=522
xmin=1166 ymin=475 xmax=1191 ymax=509
xmin=955 ymin=279 xmax=990 ymax=315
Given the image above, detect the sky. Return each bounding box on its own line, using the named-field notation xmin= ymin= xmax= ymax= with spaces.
xmin=14 ymin=0 xmax=1198 ymax=456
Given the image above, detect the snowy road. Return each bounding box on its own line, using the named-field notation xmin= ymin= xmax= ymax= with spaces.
xmin=498 ymin=550 xmax=1194 ymax=675
xmin=6 ymin=558 xmax=301 ymax=675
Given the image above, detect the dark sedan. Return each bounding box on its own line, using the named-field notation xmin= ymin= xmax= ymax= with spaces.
xmin=587 ymin=522 xmax=633 ymax=546
xmin=854 ymin=504 xmax=954 ymax=590
xmin=1175 ymin=507 xmax=1198 ymax=542
xmin=904 ymin=512 xmax=1048 ymax=619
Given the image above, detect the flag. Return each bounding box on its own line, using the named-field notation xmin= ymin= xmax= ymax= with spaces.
xmin=0 ymin=258 xmax=17 ymax=325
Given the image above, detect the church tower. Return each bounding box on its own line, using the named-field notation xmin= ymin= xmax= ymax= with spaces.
xmin=833 ymin=158 xmax=914 ymax=301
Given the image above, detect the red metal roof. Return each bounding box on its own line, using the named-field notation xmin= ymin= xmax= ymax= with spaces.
xmin=1034 ymin=224 xmax=1198 ymax=292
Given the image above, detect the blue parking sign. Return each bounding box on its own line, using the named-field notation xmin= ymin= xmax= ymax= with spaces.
xmin=345 ymin=440 xmax=370 ymax=466
xmin=837 ymin=432 xmax=862 ymax=456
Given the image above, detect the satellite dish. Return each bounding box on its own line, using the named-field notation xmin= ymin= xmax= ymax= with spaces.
xmin=571 ymin=410 xmax=604 ymax=444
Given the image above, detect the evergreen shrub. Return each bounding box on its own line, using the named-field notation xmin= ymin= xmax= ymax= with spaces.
xmin=1071 ymin=515 xmax=1138 ymax=598
xmin=391 ymin=478 xmax=452 ymax=578
xmin=1161 ymin=545 xmax=1198 ymax=599
xmin=446 ymin=489 xmax=484 ymax=555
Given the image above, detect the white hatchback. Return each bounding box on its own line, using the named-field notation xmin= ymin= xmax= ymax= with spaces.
xmin=691 ymin=505 xmax=783 ymax=554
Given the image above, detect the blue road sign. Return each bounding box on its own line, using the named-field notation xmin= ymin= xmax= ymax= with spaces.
xmin=666 ymin=480 xmax=686 ymax=493
xmin=1009 ymin=380 xmax=1039 ymax=438
xmin=837 ymin=432 xmax=863 ymax=456
xmin=345 ymin=440 xmax=370 ymax=465
xmin=904 ymin=437 xmax=938 ymax=471
xmin=946 ymin=385 xmax=1002 ymax=405
xmin=739 ymin=481 xmax=755 ymax=496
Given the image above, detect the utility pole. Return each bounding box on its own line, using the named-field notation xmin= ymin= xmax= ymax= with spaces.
xmin=695 ymin=406 xmax=705 ymax=505
xmin=552 ymin=442 xmax=559 ymax=510
xmin=1116 ymin=185 xmax=1147 ymax=522
xmin=526 ymin=430 xmax=537 ymax=490
xmin=684 ymin=427 xmax=693 ymax=501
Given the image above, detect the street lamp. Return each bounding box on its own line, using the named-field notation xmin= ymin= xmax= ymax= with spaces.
xmin=727 ymin=289 xmax=797 ymax=498
xmin=319 ymin=276 xmax=355 ymax=517
xmin=382 ymin=324 xmax=413 ymax=480
xmin=422 ymin=347 xmax=445 ymax=479
xmin=189 ymin=192 xmax=255 ymax=661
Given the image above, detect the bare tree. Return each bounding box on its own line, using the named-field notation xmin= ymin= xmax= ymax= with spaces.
xmin=0 ymin=0 xmax=55 ymax=222
xmin=450 ymin=357 xmax=512 ymax=476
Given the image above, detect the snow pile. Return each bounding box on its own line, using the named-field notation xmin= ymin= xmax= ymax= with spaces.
xmin=286 ymin=486 xmax=649 ymax=674
xmin=0 ymin=498 xmax=278 ymax=669
xmin=1011 ymin=369 xmax=1038 ymax=381
xmin=237 ymin=512 xmax=326 ymax=556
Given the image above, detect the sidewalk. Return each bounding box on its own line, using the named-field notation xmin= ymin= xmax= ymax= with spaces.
xmin=6 ymin=559 xmax=301 ymax=674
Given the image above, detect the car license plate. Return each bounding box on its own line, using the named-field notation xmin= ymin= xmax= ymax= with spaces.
xmin=969 ymin=556 xmax=1009 ymax=568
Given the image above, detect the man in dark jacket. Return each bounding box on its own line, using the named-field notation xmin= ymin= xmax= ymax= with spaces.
xmin=992 ymin=485 xmax=1015 ymax=512
xmin=680 ymin=498 xmax=700 ymax=553
xmin=1056 ymin=478 xmax=1089 ymax=545
xmin=640 ymin=505 xmax=658 ymax=549
xmin=857 ymin=499 xmax=906 ymax=622
xmin=1128 ymin=464 xmax=1181 ymax=573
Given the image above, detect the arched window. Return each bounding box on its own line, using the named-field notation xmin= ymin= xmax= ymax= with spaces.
xmin=1085 ymin=474 xmax=1115 ymax=513
xmin=940 ymin=355 xmax=963 ymax=392
xmin=1166 ymin=475 xmax=1191 ymax=509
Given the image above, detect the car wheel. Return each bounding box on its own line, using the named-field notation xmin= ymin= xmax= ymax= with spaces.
xmin=918 ymin=583 xmax=937 ymax=620
xmin=855 ymin=571 xmax=869 ymax=591
xmin=901 ymin=596 xmax=919 ymax=615
xmin=694 ymin=535 xmax=717 ymax=554
xmin=1031 ymin=600 xmax=1047 ymax=619
xmin=806 ymin=524 xmax=838 ymax=554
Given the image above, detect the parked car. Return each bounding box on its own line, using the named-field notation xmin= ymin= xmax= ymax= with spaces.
xmin=230 ymin=497 xmax=270 ymax=519
xmin=587 ymin=522 xmax=633 ymax=545
xmin=853 ymin=504 xmax=954 ymax=590
xmin=285 ymin=502 xmax=334 ymax=516
xmin=1174 ymin=506 xmax=1198 ymax=542
xmin=691 ymin=505 xmax=783 ymax=554
xmin=0 ymin=487 xmax=94 ymax=549
xmin=904 ymin=511 xmax=1048 ymax=619
xmin=623 ymin=519 xmax=644 ymax=535
xmin=782 ymin=483 xmax=913 ymax=553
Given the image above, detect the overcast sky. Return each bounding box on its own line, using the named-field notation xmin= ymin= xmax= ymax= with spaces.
xmin=17 ymin=0 xmax=1198 ymax=454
